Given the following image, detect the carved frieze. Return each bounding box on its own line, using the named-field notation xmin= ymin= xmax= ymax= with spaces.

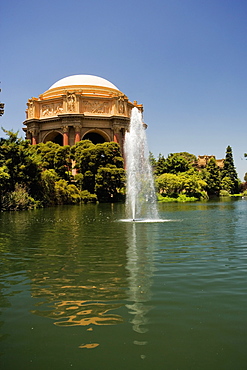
xmin=83 ymin=100 xmax=110 ymax=114
xmin=41 ymin=103 xmax=63 ymax=117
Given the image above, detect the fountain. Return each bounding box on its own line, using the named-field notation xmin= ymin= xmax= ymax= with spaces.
xmin=124 ymin=107 xmax=159 ymax=221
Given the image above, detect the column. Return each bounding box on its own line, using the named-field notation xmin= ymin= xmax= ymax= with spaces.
xmin=63 ymin=126 xmax=69 ymax=146
xmin=74 ymin=125 xmax=81 ymax=144
xmin=30 ymin=129 xmax=38 ymax=145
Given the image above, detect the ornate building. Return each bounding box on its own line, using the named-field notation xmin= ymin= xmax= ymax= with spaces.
xmin=23 ymin=75 xmax=143 ymax=152
xmin=197 ymin=155 xmax=224 ymax=169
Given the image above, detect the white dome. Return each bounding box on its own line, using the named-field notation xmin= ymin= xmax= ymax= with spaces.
xmin=49 ymin=74 xmax=119 ymax=90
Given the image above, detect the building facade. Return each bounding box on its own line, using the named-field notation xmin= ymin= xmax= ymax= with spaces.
xmin=23 ymin=75 xmax=143 ymax=153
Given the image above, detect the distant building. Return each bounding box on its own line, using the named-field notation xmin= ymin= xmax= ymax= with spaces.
xmin=196 ymin=155 xmax=224 ymax=169
xmin=23 ymin=75 xmax=143 ymax=153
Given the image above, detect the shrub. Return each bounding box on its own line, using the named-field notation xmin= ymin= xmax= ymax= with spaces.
xmin=2 ymin=184 xmax=38 ymax=211
xmin=220 ymin=189 xmax=230 ymax=197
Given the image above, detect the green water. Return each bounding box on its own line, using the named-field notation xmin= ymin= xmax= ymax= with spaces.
xmin=0 ymin=200 xmax=247 ymax=370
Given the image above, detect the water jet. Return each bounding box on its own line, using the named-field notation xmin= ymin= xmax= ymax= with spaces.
xmin=124 ymin=107 xmax=159 ymax=221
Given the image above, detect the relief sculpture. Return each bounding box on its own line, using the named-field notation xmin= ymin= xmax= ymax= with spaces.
xmin=84 ymin=100 xmax=109 ymax=114
xmin=41 ymin=103 xmax=63 ymax=117
xmin=66 ymin=92 xmax=76 ymax=112
xmin=54 ymin=103 xmax=63 ymax=114
xmin=118 ymin=95 xmax=125 ymax=114
xmin=42 ymin=104 xmax=53 ymax=117
xmin=28 ymin=100 xmax=34 ymax=118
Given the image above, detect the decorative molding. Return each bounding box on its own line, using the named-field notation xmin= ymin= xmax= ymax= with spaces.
xmin=62 ymin=125 xmax=69 ymax=133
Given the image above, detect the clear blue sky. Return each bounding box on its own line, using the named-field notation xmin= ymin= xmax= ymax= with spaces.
xmin=1 ymin=0 xmax=247 ymax=180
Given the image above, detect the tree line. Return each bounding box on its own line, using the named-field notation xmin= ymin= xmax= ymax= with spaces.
xmin=152 ymin=148 xmax=247 ymax=202
xmin=0 ymin=130 xmax=125 ymax=210
xmin=0 ymin=129 xmax=246 ymax=211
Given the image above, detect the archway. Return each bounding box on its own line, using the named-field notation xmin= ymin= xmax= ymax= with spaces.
xmin=82 ymin=132 xmax=107 ymax=144
xmin=43 ymin=131 xmax=63 ymax=145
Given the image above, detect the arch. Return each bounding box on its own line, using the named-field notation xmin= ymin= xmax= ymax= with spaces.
xmin=43 ymin=131 xmax=63 ymax=145
xmin=82 ymin=129 xmax=111 ymax=145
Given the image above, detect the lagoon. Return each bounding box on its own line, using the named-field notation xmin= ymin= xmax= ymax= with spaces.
xmin=1 ymin=200 xmax=247 ymax=369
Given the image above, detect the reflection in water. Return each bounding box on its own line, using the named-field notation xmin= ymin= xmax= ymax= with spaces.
xmin=31 ymin=300 xmax=123 ymax=327
xmin=125 ymin=222 xmax=155 ymax=335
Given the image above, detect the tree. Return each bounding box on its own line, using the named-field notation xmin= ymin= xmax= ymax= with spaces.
xmin=204 ymin=157 xmax=221 ymax=196
xmin=155 ymin=170 xmax=207 ymax=199
xmin=221 ymin=145 xmax=239 ymax=194
xmin=155 ymin=153 xmax=166 ymax=176
xmin=34 ymin=142 xmax=72 ymax=180
xmin=163 ymin=153 xmax=192 ymax=174
xmin=95 ymin=166 xmax=125 ymax=202
xmin=0 ymin=129 xmax=41 ymax=196
xmin=149 ymin=152 xmax=156 ymax=167
xmin=72 ymin=141 xmax=125 ymax=200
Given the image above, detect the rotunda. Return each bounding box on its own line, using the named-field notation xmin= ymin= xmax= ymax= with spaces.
xmin=23 ymin=74 xmax=143 ymax=152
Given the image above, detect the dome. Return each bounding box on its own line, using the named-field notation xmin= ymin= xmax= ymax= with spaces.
xmin=49 ymin=74 xmax=119 ymax=91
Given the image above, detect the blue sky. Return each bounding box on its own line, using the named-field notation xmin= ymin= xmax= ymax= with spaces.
xmin=1 ymin=0 xmax=247 ymax=180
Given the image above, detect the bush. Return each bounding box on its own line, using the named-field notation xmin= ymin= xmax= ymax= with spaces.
xmin=220 ymin=189 xmax=230 ymax=197
xmin=80 ymin=190 xmax=97 ymax=203
xmin=1 ymin=184 xmax=38 ymax=211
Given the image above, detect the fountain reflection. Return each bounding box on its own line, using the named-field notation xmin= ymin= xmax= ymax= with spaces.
xmin=125 ymin=222 xmax=155 ymax=336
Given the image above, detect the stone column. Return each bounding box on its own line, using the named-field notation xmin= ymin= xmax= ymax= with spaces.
xmin=113 ymin=124 xmax=121 ymax=145
xmin=63 ymin=126 xmax=69 ymax=146
xmin=30 ymin=129 xmax=39 ymax=145
xmin=74 ymin=124 xmax=81 ymax=144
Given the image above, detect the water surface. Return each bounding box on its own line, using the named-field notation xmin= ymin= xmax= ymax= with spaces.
xmin=0 ymin=200 xmax=247 ymax=369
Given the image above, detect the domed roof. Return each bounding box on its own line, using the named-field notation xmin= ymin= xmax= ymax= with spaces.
xmin=49 ymin=74 xmax=119 ymax=91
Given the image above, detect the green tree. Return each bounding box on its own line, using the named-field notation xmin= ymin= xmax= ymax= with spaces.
xmin=0 ymin=129 xmax=41 ymax=198
xmin=156 ymin=170 xmax=207 ymax=199
xmin=221 ymin=145 xmax=239 ymax=194
xmin=34 ymin=142 xmax=71 ymax=180
xmin=149 ymin=152 xmax=157 ymax=167
xmin=95 ymin=166 xmax=125 ymax=202
xmin=204 ymin=157 xmax=221 ymax=196
xmin=156 ymin=173 xmax=181 ymax=195
xmin=164 ymin=153 xmax=191 ymax=174
xmin=155 ymin=153 xmax=166 ymax=176
xmin=72 ymin=141 xmax=124 ymax=200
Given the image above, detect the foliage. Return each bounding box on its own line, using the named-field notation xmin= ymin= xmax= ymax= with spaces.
xmin=149 ymin=152 xmax=157 ymax=167
xmin=155 ymin=154 xmax=166 ymax=176
xmin=157 ymin=193 xmax=198 ymax=202
xmin=95 ymin=166 xmax=125 ymax=202
xmin=80 ymin=190 xmax=97 ymax=203
xmin=1 ymin=184 xmax=38 ymax=211
xmin=0 ymin=129 xmax=42 ymax=200
xmin=155 ymin=152 xmax=196 ymax=176
xmin=156 ymin=170 xmax=207 ymax=200
xmin=72 ymin=141 xmax=124 ymax=200
xmin=221 ymin=145 xmax=239 ymax=194
xmin=219 ymin=189 xmax=230 ymax=197
xmin=54 ymin=179 xmax=81 ymax=204
xmin=203 ymin=157 xmax=221 ymax=195
xmin=244 ymin=172 xmax=247 ymax=182
xmin=33 ymin=142 xmax=71 ymax=180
